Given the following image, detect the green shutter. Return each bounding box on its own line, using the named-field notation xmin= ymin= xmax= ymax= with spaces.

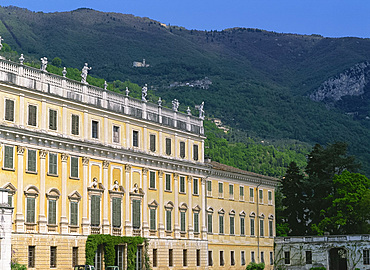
xmin=240 ymin=186 xmax=244 ymax=196
xmin=112 ymin=197 xmax=121 ymax=227
xmin=28 ymin=150 xmax=36 ymax=172
xmin=193 ymin=179 xmax=198 ymax=194
xmin=193 ymin=144 xmax=198 ymax=161
xmin=49 ymin=110 xmax=57 ymax=130
xmin=150 ymin=172 xmax=155 ymax=189
xmin=150 ymin=208 xmax=156 ymax=230
xmin=241 ymin=217 xmax=245 ymax=235
xmin=72 ymin=115 xmax=79 ymax=135
xmin=251 ymin=218 xmax=255 ymax=236
xmin=4 ymin=146 xmax=13 ymax=169
xmin=218 ymin=183 xmax=223 ymax=194
xmin=48 ymin=200 xmax=56 ymax=224
xmin=132 ymin=200 xmax=141 ymax=228
xmin=180 ymin=212 xmax=186 ymax=232
xmin=71 ymin=157 xmax=79 ymax=178
xmin=180 ymin=177 xmax=185 ymax=193
xmin=219 ymin=215 xmax=224 ymax=234
xmin=207 ymin=214 xmax=212 ymax=233
xmin=166 ymin=174 xmax=171 ymax=191
xmin=230 ymin=216 xmax=234 ymax=234
xmin=70 ymin=201 xmax=78 ymax=225
xmin=207 ymin=181 xmax=212 ymax=192
xmin=194 ymin=213 xmax=199 ymax=233
xmin=166 ymin=210 xmax=171 ymax=231
xmin=5 ymin=99 xmax=14 ymax=121
xmin=8 ymin=194 xmax=12 ymax=207
xmin=49 ymin=153 xmax=58 ymax=175
xmin=260 ymin=219 xmax=264 ymax=236
xmin=27 ymin=197 xmax=35 ymax=223
xmin=91 ymin=195 xmax=100 ymax=226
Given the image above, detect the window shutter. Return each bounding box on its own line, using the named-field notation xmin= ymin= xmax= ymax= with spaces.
xmin=71 ymin=157 xmax=79 ymax=178
xmin=193 ymin=144 xmax=198 ymax=161
xmin=219 ymin=215 xmax=224 ymax=234
xmin=49 ymin=154 xmax=57 ymax=175
xmin=150 ymin=172 xmax=155 ymax=189
xmin=150 ymin=134 xmax=156 ymax=152
xmin=49 ymin=110 xmax=57 ymax=130
xmin=70 ymin=201 xmax=78 ymax=225
xmin=166 ymin=210 xmax=171 ymax=231
xmin=27 ymin=197 xmax=35 ymax=223
xmin=194 ymin=213 xmax=199 ymax=233
xmin=91 ymin=195 xmax=100 ymax=226
xmin=132 ymin=200 xmax=141 ymax=228
xmin=8 ymin=195 xmax=12 ymax=207
xmin=260 ymin=219 xmax=264 ymax=236
xmin=180 ymin=212 xmax=186 ymax=232
xmin=241 ymin=217 xmax=245 ymax=235
xmin=165 ymin=138 xmax=171 ymax=155
xmin=219 ymin=183 xmax=223 ymax=194
xmin=5 ymin=99 xmax=14 ymax=121
xmin=166 ymin=175 xmax=171 ymax=191
xmin=48 ymin=200 xmax=56 ymax=224
xmin=72 ymin=115 xmax=79 ymax=135
xmin=230 ymin=216 xmax=234 ymax=234
xmin=150 ymin=208 xmax=156 ymax=230
xmin=207 ymin=214 xmax=212 ymax=233
xmin=251 ymin=218 xmax=255 ymax=235
xmin=180 ymin=177 xmax=185 ymax=193
xmin=112 ymin=197 xmax=121 ymax=227
xmin=28 ymin=150 xmax=36 ymax=172
xmin=4 ymin=146 xmax=13 ymax=169
xmin=180 ymin=142 xmax=185 ymax=158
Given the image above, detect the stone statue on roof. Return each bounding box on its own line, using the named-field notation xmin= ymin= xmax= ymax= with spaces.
xmin=81 ymin=63 xmax=91 ymax=84
xmin=142 ymin=84 xmax=148 ymax=102
xmin=196 ymin=101 xmax=205 ymax=119
xmin=40 ymin=57 xmax=48 ymax=72
xmin=0 ymin=36 xmax=3 ymax=51
xmin=172 ymin=99 xmax=180 ymax=112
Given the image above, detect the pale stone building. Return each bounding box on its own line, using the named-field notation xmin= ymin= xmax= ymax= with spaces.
xmin=0 ymin=56 xmax=278 ymax=269
xmin=0 ymin=188 xmax=13 ymax=270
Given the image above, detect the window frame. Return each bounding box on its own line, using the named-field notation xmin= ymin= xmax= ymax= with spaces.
xmin=112 ymin=125 xmax=120 ymax=144
xmin=149 ymin=134 xmax=156 ymax=152
xmin=91 ymin=120 xmax=99 ymax=139
xmin=27 ymin=149 xmax=37 ymax=173
xmin=70 ymin=156 xmax=79 ymax=179
xmin=179 ymin=141 xmax=185 ymax=158
xmin=27 ymin=103 xmax=38 ymax=127
xmin=165 ymin=137 xmax=171 ymax=155
xmin=49 ymin=108 xmax=58 ymax=131
xmin=3 ymin=145 xmax=14 ymax=170
xmin=48 ymin=152 xmax=58 ymax=176
xmin=4 ymin=98 xmax=15 ymax=122
xmin=71 ymin=114 xmax=80 ymax=136
xmin=132 ymin=130 xmax=139 ymax=147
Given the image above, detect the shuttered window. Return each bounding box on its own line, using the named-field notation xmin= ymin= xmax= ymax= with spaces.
xmin=5 ymin=99 xmax=14 ymax=121
xmin=166 ymin=210 xmax=171 ymax=231
xmin=250 ymin=218 xmax=255 ymax=236
xmin=71 ymin=114 xmax=79 ymax=135
xmin=250 ymin=188 xmax=254 ymax=201
xmin=165 ymin=174 xmax=171 ymax=191
xmin=28 ymin=105 xmax=37 ymax=126
xmin=193 ymin=178 xmax=199 ymax=195
xmin=207 ymin=214 xmax=212 ymax=233
xmin=132 ymin=131 xmax=139 ymax=147
xmin=70 ymin=157 xmax=79 ymax=178
xmin=90 ymin=195 xmax=101 ymax=226
xmin=48 ymin=199 xmax=57 ymax=225
xmin=92 ymin=120 xmax=99 ymax=139
xmin=180 ymin=176 xmax=185 ymax=193
xmin=180 ymin=212 xmax=186 ymax=232
xmin=230 ymin=216 xmax=235 ymax=235
xmin=240 ymin=186 xmax=244 ymax=197
xmin=49 ymin=153 xmax=58 ymax=175
xmin=70 ymin=201 xmax=78 ymax=226
xmin=113 ymin=126 xmax=120 ymax=143
xmin=180 ymin=141 xmax=185 ymax=158
xmin=219 ymin=215 xmax=224 ymax=234
xmin=207 ymin=180 xmax=212 ymax=192
xmin=49 ymin=109 xmax=57 ymax=130
xmin=229 ymin=184 xmax=234 ymax=196
xmin=27 ymin=149 xmax=37 ymax=172
xmin=260 ymin=219 xmax=264 ymax=237
xmin=149 ymin=171 xmax=156 ymax=189
xmin=112 ymin=197 xmax=121 ymax=227
xmin=165 ymin=138 xmax=171 ymax=155
xmin=240 ymin=217 xmax=245 ymax=235
xmin=269 ymin=220 xmax=273 ymax=237
xmin=132 ymin=199 xmax=141 ymax=229
xmin=150 ymin=208 xmax=156 ymax=230
xmin=26 ymin=197 xmax=36 ymax=223
xmin=149 ymin=134 xmax=156 ymax=152
xmin=4 ymin=145 xmax=14 ymax=169
xmin=194 ymin=212 xmax=199 ymax=233
xmin=193 ymin=144 xmax=199 ymax=161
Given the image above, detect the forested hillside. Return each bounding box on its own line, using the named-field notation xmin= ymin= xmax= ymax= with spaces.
xmin=0 ymin=6 xmax=369 ymax=175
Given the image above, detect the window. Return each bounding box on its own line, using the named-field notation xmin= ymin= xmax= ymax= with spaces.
xmin=28 ymin=246 xmax=35 ymax=268
xmin=250 ymin=188 xmax=254 ymax=202
xmin=113 ymin=125 xmax=120 ymax=143
xmin=259 ymin=189 xmax=263 ymax=203
xmin=166 ymin=210 xmax=172 ymax=231
xmin=48 ymin=199 xmax=57 ymax=225
xmin=194 ymin=212 xmax=199 ymax=233
xmin=251 ymin=251 xmax=255 ymax=263
xmin=231 ymin=251 xmax=235 ymax=266
xmin=270 ymin=251 xmax=274 ymax=265
xmin=240 ymin=186 xmax=244 ymax=200
xmin=3 ymin=145 xmax=14 ymax=169
xmin=193 ymin=178 xmax=199 ymax=195
xmin=149 ymin=171 xmax=156 ymax=189
xmin=218 ymin=182 xmax=223 ymax=197
xmin=50 ymin=246 xmax=57 ymax=268
xmin=182 ymin=249 xmax=187 ymax=266
xmin=268 ymin=190 xmax=272 ymax=204
xmin=207 ymin=180 xmax=212 ymax=196
xmin=70 ymin=157 xmax=79 ymax=178
xmin=132 ymin=199 xmax=141 ymax=229
xmin=180 ymin=141 xmax=185 ymax=158
xmin=132 ymin=130 xmax=139 ymax=147
xmin=49 ymin=153 xmax=58 ymax=175
xmin=220 ymin=251 xmax=224 ymax=266
xmin=193 ymin=144 xmax=199 ymax=161
xmin=165 ymin=174 xmax=171 ymax=191
xmin=207 ymin=213 xmax=213 ymax=233
xmin=229 ymin=184 xmax=234 ymax=199
xmin=269 ymin=219 xmax=274 ymax=237
xmin=70 ymin=201 xmax=78 ymax=226
xmin=49 ymin=109 xmax=57 ymax=130
xmin=219 ymin=215 xmax=224 ymax=234
xmin=306 ymin=250 xmax=312 ymax=264
xmin=284 ymin=251 xmax=290 ymax=264
xmin=152 ymin=249 xmax=157 ymax=267
xmin=149 ymin=134 xmax=156 ymax=152
xmin=26 ymin=197 xmax=36 ymax=223
xmin=165 ymin=138 xmax=171 ymax=155
xmin=28 ymin=104 xmax=37 ymax=126
xmin=241 ymin=251 xmax=246 ymax=266
xmin=71 ymin=114 xmax=79 ymax=135
xmin=150 ymin=208 xmax=156 ymax=230
xmin=112 ymin=197 xmax=121 ymax=228
xmin=92 ymin=120 xmax=99 ymax=139
xmin=208 ymin=250 xmax=213 ymax=266
xmin=5 ymin=99 xmax=14 ymax=121
xmin=240 ymin=216 xmax=245 ymax=235
xmin=197 ymin=249 xmax=201 ymax=266
xmin=179 ymin=176 xmax=185 ymax=193
xmin=260 ymin=219 xmax=264 ymax=237
xmin=250 ymin=218 xmax=255 ymax=236
xmin=364 ymin=250 xmax=370 ymax=265
xmin=90 ymin=195 xmax=101 ymax=226
xmin=72 ymin=247 xmax=78 ymax=267
xmin=169 ymin=249 xmax=173 ymax=267
xmin=230 ymin=215 xmax=235 ymax=235
xmin=180 ymin=211 xmax=186 ymax=232
xmin=27 ymin=149 xmax=37 ymax=173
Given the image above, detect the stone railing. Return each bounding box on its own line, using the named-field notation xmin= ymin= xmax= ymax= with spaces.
xmin=276 ymin=235 xmax=370 ymax=243
xmin=0 ymin=58 xmax=204 ymax=135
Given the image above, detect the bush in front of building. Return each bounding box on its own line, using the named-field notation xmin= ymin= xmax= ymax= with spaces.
xmin=309 ymin=267 xmax=326 ymax=270
xmin=246 ymin=262 xmax=265 ymax=270
xmin=11 ymin=261 xmax=27 ymax=270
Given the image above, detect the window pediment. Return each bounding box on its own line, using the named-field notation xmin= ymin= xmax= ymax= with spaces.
xmin=148 ymin=200 xmax=159 ymax=209
xmin=250 ymin=211 xmax=256 ymax=217
xmin=193 ymin=205 xmax=201 ymax=212
xmin=46 ymin=188 xmax=61 ymax=199
xmin=218 ymin=208 xmax=225 ymax=215
xmin=2 ymin=182 xmax=16 ymax=194
xmin=24 ymin=185 xmax=39 ymax=197
xmin=207 ymin=206 xmax=214 ymax=213
xmin=179 ymin=202 xmax=188 ymax=211
xmin=165 ymin=201 xmax=174 ymax=210
xmin=239 ymin=210 xmax=246 ymax=217
xmin=68 ymin=190 xmax=82 ymax=202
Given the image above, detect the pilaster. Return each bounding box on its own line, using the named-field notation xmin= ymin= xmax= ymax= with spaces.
xmin=158 ymin=170 xmax=165 ymax=238
xmin=60 ymin=153 xmax=69 ymax=234
xmin=174 ymin=173 xmax=180 ymax=238
xmin=142 ymin=168 xmax=149 ymax=237
xmin=201 ymin=177 xmax=208 ymax=239
xmin=38 ymin=150 xmax=47 ymax=233
xmin=81 ymin=157 xmax=90 ymax=235
xmin=124 ymin=164 xmax=132 ymax=236
xmin=15 ymin=146 xmax=25 ymax=233
xmin=188 ymin=176 xmax=194 ymax=239
xmin=102 ymin=160 xmax=110 ymax=234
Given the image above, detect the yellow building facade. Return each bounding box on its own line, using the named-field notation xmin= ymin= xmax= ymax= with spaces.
xmin=0 ymin=57 xmax=278 ymax=269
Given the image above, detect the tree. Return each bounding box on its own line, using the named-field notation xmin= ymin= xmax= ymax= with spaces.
xmin=313 ymin=171 xmax=370 ymax=235
xmin=51 ymin=57 xmax=62 ymax=67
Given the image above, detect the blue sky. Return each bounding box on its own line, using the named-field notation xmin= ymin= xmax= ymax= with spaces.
xmin=1 ymin=0 xmax=368 ymax=38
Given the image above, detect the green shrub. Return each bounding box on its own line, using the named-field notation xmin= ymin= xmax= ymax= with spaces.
xmin=11 ymin=261 xmax=27 ymax=270
xmin=309 ymin=267 xmax=326 ymax=270
xmin=246 ymin=262 xmax=265 ymax=270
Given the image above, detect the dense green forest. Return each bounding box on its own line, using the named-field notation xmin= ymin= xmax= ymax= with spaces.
xmin=0 ymin=6 xmax=369 ymax=175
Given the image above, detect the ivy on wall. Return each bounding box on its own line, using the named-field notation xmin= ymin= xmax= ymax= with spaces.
xmin=85 ymin=235 xmax=150 ymax=270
